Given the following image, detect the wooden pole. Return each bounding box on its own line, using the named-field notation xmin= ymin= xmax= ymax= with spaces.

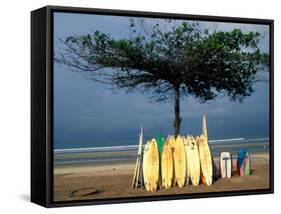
xmin=135 ymin=127 xmax=144 ymax=188
xmin=131 ymin=151 xmax=139 ymax=188
xmin=131 ymin=127 xmax=144 ymax=188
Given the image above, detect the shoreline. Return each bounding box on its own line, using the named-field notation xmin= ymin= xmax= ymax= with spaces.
xmin=54 ymin=140 xmax=269 ymax=166
xmin=54 ymin=152 xmax=269 ymax=202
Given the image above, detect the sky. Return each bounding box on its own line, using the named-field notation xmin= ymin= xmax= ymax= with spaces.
xmin=53 ymin=12 xmax=270 ymax=149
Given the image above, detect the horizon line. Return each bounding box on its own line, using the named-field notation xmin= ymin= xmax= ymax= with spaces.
xmin=54 ymin=137 xmax=269 ymax=153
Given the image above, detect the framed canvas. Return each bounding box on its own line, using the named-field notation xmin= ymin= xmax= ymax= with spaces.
xmin=31 ymin=5 xmax=274 ymax=207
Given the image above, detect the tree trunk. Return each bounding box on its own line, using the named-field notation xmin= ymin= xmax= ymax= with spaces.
xmin=173 ymin=85 xmax=181 ymax=136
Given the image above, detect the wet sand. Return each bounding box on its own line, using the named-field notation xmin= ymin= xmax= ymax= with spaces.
xmin=53 ymin=153 xmax=270 ymax=202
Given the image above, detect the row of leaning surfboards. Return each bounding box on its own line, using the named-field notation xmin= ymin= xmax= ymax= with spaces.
xmin=142 ymin=134 xmax=213 ymax=192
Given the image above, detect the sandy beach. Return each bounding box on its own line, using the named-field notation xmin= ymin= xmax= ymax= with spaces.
xmin=53 ymin=152 xmax=270 ymax=202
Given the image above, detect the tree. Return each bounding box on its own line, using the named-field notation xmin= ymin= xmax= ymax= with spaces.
xmin=56 ymin=20 xmax=268 ymax=136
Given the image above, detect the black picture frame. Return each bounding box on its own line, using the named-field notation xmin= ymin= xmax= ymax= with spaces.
xmin=31 ymin=5 xmax=274 ymax=208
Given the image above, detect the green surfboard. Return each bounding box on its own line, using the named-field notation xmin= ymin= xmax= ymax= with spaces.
xmin=156 ymin=133 xmax=165 ymax=157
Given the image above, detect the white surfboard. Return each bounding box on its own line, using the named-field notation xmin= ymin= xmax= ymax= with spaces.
xmin=186 ymin=136 xmax=200 ymax=186
xmin=220 ymin=152 xmax=232 ymax=178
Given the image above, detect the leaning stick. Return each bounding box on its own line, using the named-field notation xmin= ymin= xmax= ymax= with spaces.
xmin=131 ymin=157 xmax=139 ymax=188
xmin=131 ymin=133 xmax=141 ymax=188
xmin=135 ymin=127 xmax=143 ymax=188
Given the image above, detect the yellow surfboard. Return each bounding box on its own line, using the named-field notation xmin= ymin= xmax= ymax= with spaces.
xmin=183 ymin=135 xmax=189 ymax=186
xmin=202 ymin=113 xmax=208 ymax=142
xmin=197 ymin=135 xmax=213 ymax=186
xmin=161 ymin=142 xmax=173 ymax=189
xmin=174 ymin=135 xmax=186 ymax=187
xmin=143 ymin=138 xmax=159 ymax=191
xmin=168 ymin=135 xmax=176 ymax=149
xmin=168 ymin=135 xmax=177 ymax=186
xmin=142 ymin=141 xmax=150 ymax=191
xmin=186 ymin=135 xmax=200 ymax=186
xmin=202 ymin=113 xmax=218 ymax=180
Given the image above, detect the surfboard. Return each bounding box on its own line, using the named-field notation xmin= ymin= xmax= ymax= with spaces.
xmin=142 ymin=141 xmax=150 ymax=191
xmin=143 ymin=139 xmax=159 ymax=191
xmin=149 ymin=138 xmax=159 ymax=191
xmin=156 ymin=133 xmax=165 ymax=157
xmin=245 ymin=153 xmax=251 ymax=176
xmin=186 ymin=136 xmax=200 ymax=186
xmin=183 ymin=136 xmax=189 ymax=186
xmin=237 ymin=150 xmax=250 ymax=176
xmin=202 ymin=113 xmax=208 ymax=142
xmin=220 ymin=152 xmax=232 ymax=178
xmin=168 ymin=135 xmax=176 ymax=149
xmin=202 ymin=113 xmax=218 ymax=180
xmin=168 ymin=135 xmax=177 ymax=186
xmin=161 ymin=142 xmax=173 ymax=189
xmin=174 ymin=135 xmax=186 ymax=187
xmin=197 ymin=135 xmax=213 ymax=186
